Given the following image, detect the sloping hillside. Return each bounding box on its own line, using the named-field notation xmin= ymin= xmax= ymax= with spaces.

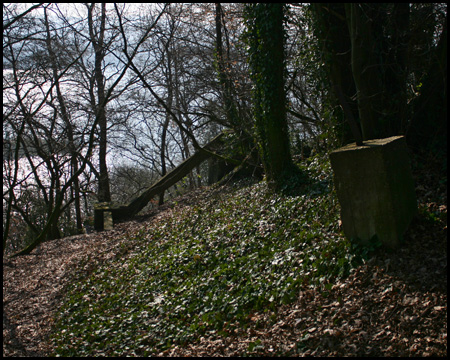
xmin=3 ymin=153 xmax=447 ymax=356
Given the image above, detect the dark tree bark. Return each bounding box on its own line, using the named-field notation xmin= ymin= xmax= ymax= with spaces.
xmin=215 ymin=4 xmax=239 ymax=130
xmin=245 ymin=3 xmax=294 ymax=190
xmin=87 ymin=3 xmax=111 ymax=203
xmin=159 ymin=116 xmax=169 ymax=205
xmin=44 ymin=8 xmax=83 ymax=234
xmin=314 ymin=4 xmax=412 ymax=143
xmin=383 ymin=3 xmax=410 ymax=136
xmin=408 ymin=15 xmax=447 ymax=153
xmin=311 ymin=3 xmax=361 ymax=145
xmin=345 ymin=4 xmax=385 ymax=140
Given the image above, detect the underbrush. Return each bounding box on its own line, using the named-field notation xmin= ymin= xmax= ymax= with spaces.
xmin=51 ymin=154 xmax=365 ymax=356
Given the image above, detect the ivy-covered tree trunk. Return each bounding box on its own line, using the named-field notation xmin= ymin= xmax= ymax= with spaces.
xmin=245 ymin=3 xmax=294 ymax=190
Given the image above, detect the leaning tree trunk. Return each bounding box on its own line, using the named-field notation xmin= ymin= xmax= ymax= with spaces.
xmin=98 ymin=132 xmax=228 ymax=225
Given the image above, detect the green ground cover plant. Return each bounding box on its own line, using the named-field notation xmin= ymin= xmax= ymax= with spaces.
xmin=51 ymin=154 xmax=367 ymax=356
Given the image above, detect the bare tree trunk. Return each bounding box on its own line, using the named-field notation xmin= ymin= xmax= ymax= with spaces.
xmin=159 ymin=116 xmax=169 ymax=205
xmin=2 ymin=123 xmax=26 ymax=255
xmin=345 ymin=4 xmax=383 ymax=140
xmin=88 ymin=3 xmax=111 ymax=202
xmin=10 ymin=4 xmax=165 ymax=257
xmin=159 ymin=40 xmax=174 ymax=205
xmin=44 ymin=8 xmax=83 ymax=234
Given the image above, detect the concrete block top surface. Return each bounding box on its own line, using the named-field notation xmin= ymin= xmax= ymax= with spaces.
xmin=94 ymin=202 xmax=128 ymax=210
xmin=94 ymin=202 xmax=111 ymax=209
xmin=331 ymin=136 xmax=405 ymax=154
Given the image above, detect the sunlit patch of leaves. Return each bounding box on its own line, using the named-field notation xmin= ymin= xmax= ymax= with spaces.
xmin=51 ymin=154 xmax=363 ymax=356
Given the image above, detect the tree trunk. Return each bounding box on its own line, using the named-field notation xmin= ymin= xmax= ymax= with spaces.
xmin=408 ymin=16 xmax=447 ymax=153
xmin=105 ymin=132 xmax=226 ymax=223
xmin=246 ymin=4 xmax=294 ymax=189
xmin=44 ymin=8 xmax=84 ymax=234
xmin=159 ymin=39 xmax=174 ymax=206
xmin=159 ymin=116 xmax=169 ymax=206
xmin=11 ymin=195 xmax=64 ymax=257
xmin=2 ymin=123 xmax=26 ymax=255
xmin=88 ymin=3 xmax=111 ymax=202
xmin=345 ymin=4 xmax=384 ymax=141
xmin=383 ymin=3 xmax=410 ymax=136
xmin=311 ymin=3 xmax=361 ymax=145
xmin=215 ymin=4 xmax=239 ymax=129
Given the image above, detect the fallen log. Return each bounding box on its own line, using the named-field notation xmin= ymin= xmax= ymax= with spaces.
xmin=94 ymin=132 xmax=227 ymax=230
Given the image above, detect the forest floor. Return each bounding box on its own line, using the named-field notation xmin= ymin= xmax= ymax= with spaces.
xmin=3 ymin=151 xmax=447 ymax=357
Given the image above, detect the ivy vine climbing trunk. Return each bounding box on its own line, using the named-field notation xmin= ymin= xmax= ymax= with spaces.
xmin=244 ymin=3 xmax=294 ymax=190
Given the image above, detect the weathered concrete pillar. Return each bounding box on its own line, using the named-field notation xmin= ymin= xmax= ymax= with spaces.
xmin=94 ymin=202 xmax=113 ymax=232
xmin=103 ymin=210 xmax=114 ymax=231
xmin=329 ymin=136 xmax=417 ymax=249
